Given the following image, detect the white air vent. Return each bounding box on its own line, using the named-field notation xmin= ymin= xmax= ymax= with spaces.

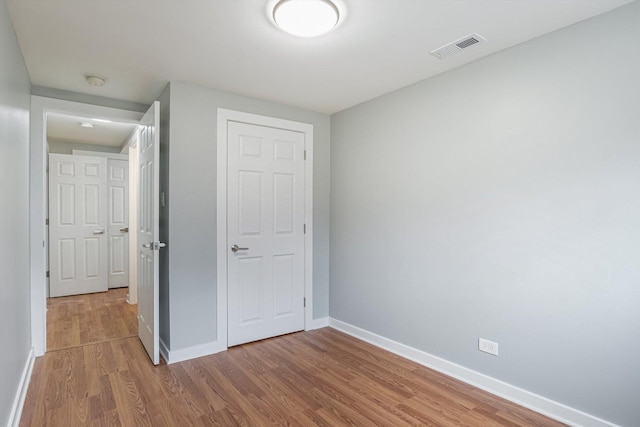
xmin=430 ymin=33 xmax=486 ymax=60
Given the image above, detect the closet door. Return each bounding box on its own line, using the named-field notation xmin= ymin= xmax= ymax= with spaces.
xmin=107 ymin=158 xmax=129 ymax=288
xmin=49 ymin=154 xmax=108 ymax=297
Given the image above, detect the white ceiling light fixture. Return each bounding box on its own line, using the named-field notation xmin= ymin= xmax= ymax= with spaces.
xmin=273 ymin=0 xmax=339 ymax=38
xmin=85 ymin=75 xmax=106 ymax=86
xmin=79 ymin=122 xmax=94 ymax=128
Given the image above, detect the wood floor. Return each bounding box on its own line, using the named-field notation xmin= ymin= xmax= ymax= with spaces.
xmin=23 ymin=308 xmax=566 ymax=427
xmin=47 ymin=288 xmax=138 ymax=351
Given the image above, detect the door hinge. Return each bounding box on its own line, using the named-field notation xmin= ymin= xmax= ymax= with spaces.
xmin=304 ymin=150 xmax=307 ymax=161
xmin=45 ymin=218 xmax=49 ymax=225
xmin=304 ymin=297 xmax=306 ymax=308
xmin=46 ymin=271 xmax=49 ymax=278
xmin=303 ymin=224 xmax=306 ymax=234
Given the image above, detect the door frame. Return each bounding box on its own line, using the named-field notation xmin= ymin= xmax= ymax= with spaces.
xmin=216 ymin=108 xmax=314 ymax=351
xmin=30 ymin=96 xmax=143 ymax=356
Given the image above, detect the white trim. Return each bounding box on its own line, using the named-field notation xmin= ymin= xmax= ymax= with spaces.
xmin=308 ymin=317 xmax=330 ymax=330
xmin=216 ymin=108 xmax=314 ymax=352
xmin=30 ymin=96 xmax=143 ymax=356
xmin=126 ymin=129 xmax=139 ymax=305
xmin=8 ymin=348 xmax=35 ymax=427
xmin=329 ymin=318 xmax=619 ymax=427
xmin=160 ymin=339 xmax=225 ymax=364
xmin=71 ymin=149 xmax=129 ymax=160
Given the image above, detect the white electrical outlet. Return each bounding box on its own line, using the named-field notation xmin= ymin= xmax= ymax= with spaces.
xmin=478 ymin=338 xmax=499 ymax=356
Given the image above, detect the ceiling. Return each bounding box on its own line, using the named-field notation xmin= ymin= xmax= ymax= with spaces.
xmin=7 ymin=0 xmax=635 ymax=114
xmin=47 ymin=113 xmax=137 ymax=147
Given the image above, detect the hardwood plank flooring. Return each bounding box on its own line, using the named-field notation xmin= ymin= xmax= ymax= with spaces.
xmin=22 ymin=327 xmax=566 ymax=426
xmin=47 ymin=288 xmax=138 ymax=351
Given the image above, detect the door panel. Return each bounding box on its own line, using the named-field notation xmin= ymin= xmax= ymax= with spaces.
xmin=273 ymin=254 xmax=295 ymax=317
xmin=107 ymin=159 xmax=129 ymax=288
xmin=49 ymin=154 xmax=108 ymax=297
xmin=59 ymin=239 xmax=75 ymax=280
xmin=227 ymin=121 xmax=305 ymax=347
xmin=238 ymin=256 xmax=264 ymax=325
xmin=137 ymin=101 xmax=160 ymax=365
xmin=84 ymin=184 xmax=100 ymax=224
xmin=85 ymin=237 xmax=100 ymax=277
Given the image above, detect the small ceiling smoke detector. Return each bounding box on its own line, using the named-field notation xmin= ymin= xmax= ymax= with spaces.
xmin=273 ymin=0 xmax=339 ymax=37
xmin=80 ymin=122 xmax=94 ymax=128
xmin=85 ymin=75 xmax=106 ymax=86
xmin=430 ymin=33 xmax=486 ymax=60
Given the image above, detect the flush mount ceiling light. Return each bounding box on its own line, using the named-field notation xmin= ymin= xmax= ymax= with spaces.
xmin=273 ymin=0 xmax=339 ymax=37
xmin=85 ymin=75 xmax=106 ymax=86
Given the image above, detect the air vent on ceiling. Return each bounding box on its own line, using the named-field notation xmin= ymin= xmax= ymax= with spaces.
xmin=430 ymin=33 xmax=486 ymax=60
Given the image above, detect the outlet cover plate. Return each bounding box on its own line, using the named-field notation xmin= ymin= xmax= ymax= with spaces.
xmin=479 ymin=338 xmax=499 ymax=356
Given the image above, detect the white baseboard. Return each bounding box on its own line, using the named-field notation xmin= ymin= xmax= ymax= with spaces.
xmin=329 ymin=318 xmax=618 ymax=427
xmin=307 ymin=316 xmax=329 ymax=330
xmin=160 ymin=339 xmax=226 ymax=364
xmin=8 ymin=347 xmax=35 ymax=427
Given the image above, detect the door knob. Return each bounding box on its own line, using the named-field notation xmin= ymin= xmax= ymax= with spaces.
xmin=143 ymin=242 xmax=167 ymax=250
xmin=231 ymin=244 xmax=249 ymax=253
xmin=120 ymin=227 xmax=129 ymax=232
xmin=93 ymin=229 xmax=105 ymax=235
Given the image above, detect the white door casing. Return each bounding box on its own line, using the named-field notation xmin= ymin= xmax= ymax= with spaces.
xmin=49 ymin=153 xmax=108 ymax=297
xmin=128 ymin=132 xmax=139 ymax=305
xmin=107 ymin=159 xmax=129 ymax=288
xmin=137 ymin=101 xmax=161 ymax=365
xmin=30 ymin=96 xmax=144 ymax=356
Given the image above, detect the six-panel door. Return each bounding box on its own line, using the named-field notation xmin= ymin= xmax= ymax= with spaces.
xmin=107 ymin=158 xmax=129 ymax=288
xmin=137 ymin=101 xmax=160 ymax=365
xmin=49 ymin=154 xmax=108 ymax=297
xmin=227 ymin=121 xmax=306 ymax=347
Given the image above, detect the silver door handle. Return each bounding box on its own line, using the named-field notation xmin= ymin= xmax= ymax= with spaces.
xmin=143 ymin=242 xmax=167 ymax=250
xmin=120 ymin=227 xmax=129 ymax=233
xmin=231 ymin=244 xmax=249 ymax=253
xmin=93 ymin=229 xmax=105 ymax=235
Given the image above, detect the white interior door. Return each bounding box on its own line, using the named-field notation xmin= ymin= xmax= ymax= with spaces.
xmin=227 ymin=121 xmax=306 ymax=347
xmin=107 ymin=158 xmax=129 ymax=288
xmin=49 ymin=154 xmax=108 ymax=297
xmin=138 ymin=101 xmax=161 ymax=365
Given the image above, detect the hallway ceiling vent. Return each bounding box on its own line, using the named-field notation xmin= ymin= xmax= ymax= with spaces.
xmin=430 ymin=33 xmax=486 ymax=59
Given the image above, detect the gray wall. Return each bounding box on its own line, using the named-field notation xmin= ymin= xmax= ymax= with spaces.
xmin=48 ymin=139 xmax=122 ymax=155
xmin=330 ymin=3 xmax=640 ymax=426
xmin=0 ymin=0 xmax=31 ymax=424
xmin=161 ymin=81 xmax=330 ymax=351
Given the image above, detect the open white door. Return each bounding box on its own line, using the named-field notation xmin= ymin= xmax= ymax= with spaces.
xmin=49 ymin=154 xmax=108 ymax=297
xmin=137 ymin=101 xmax=161 ymax=365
